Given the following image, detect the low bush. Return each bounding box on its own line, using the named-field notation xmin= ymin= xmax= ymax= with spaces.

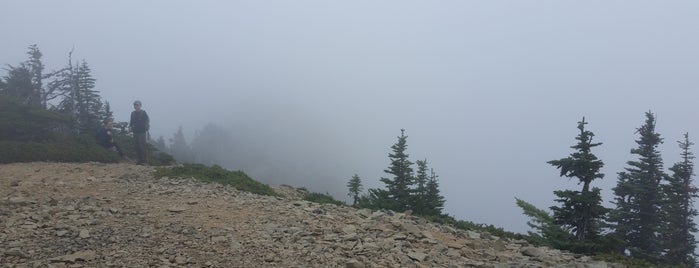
xmin=154 ymin=163 xmax=277 ymax=196
xmin=0 ymin=135 xmax=120 ymax=163
xmin=112 ymin=132 xmax=174 ymax=166
xmin=304 ymin=192 xmax=345 ymax=206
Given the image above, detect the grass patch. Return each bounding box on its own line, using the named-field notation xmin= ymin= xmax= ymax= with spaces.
xmin=0 ymin=135 xmax=121 ymax=163
xmin=304 ymin=192 xmax=345 ymax=206
xmin=153 ymin=163 xmax=277 ymax=196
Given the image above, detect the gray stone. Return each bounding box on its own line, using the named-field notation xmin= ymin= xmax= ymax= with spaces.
xmin=342 ymin=224 xmax=357 ymax=234
xmin=521 ymin=247 xmax=545 ymax=258
xmin=408 ymin=251 xmax=427 ymax=262
xmin=4 ymin=249 xmax=26 ymax=258
xmin=585 ymin=261 xmax=609 ymax=268
xmin=79 ymin=229 xmax=90 ymax=238
xmin=401 ymin=222 xmax=421 ymax=235
xmin=56 ymin=230 xmax=69 ymax=237
xmin=0 ymin=162 xmax=627 ymax=268
xmin=357 ymin=209 xmax=372 ymax=218
xmin=175 ymin=255 xmax=187 ymax=264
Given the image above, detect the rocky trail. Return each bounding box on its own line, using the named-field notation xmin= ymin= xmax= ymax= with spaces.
xmin=0 ymin=162 xmax=621 ymax=267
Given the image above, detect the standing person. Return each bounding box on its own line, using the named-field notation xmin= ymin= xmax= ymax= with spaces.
xmin=129 ymin=100 xmax=150 ymax=165
xmin=96 ymin=118 xmax=124 ymax=158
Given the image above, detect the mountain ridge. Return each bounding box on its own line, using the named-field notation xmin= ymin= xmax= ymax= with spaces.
xmin=0 ymin=162 xmax=621 ymax=267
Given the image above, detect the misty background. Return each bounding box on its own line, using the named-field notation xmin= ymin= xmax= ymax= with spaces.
xmin=2 ymin=1 xmax=698 ymax=234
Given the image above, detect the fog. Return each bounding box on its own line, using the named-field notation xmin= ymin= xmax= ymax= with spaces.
xmin=2 ymin=1 xmax=699 ymax=233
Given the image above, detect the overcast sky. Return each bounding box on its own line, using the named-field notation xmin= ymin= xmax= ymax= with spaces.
xmin=2 ymin=1 xmax=699 ymax=233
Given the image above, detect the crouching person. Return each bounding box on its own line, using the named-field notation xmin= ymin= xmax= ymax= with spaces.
xmin=96 ymin=118 xmax=125 ymax=158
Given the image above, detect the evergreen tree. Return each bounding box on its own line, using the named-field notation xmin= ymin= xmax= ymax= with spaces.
xmin=346 ymin=174 xmax=363 ymax=206
xmin=374 ymin=129 xmax=414 ymax=211
xmin=72 ymin=60 xmax=102 ymax=133
xmin=2 ymin=45 xmax=64 ymax=108
xmin=662 ymin=133 xmax=698 ymax=266
xmin=152 ymin=135 xmax=169 ymax=153
xmin=52 ymin=55 xmax=104 ymax=133
xmin=412 ymin=159 xmax=429 ymax=214
xmin=1 ymin=65 xmax=33 ymax=104
xmin=609 ymin=111 xmax=666 ymax=262
xmin=170 ymin=126 xmax=194 ymax=163
xmin=24 ymin=44 xmax=43 ymax=107
xmin=2 ymin=45 xmax=43 ymax=106
xmin=423 ymin=168 xmax=445 ymax=216
xmin=516 ymin=198 xmax=572 ymax=248
xmin=101 ymin=101 xmax=113 ymax=122
xmin=190 ymin=123 xmax=234 ymax=166
xmin=547 ymin=117 xmax=607 ymax=245
xmin=364 ymin=129 xmax=444 ymax=215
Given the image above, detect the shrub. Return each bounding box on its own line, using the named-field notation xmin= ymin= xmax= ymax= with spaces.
xmin=112 ymin=132 xmax=174 ymax=166
xmin=153 ymin=163 xmax=277 ymax=196
xmin=304 ymin=192 xmax=345 ymax=206
xmin=0 ymin=135 xmax=121 ymax=163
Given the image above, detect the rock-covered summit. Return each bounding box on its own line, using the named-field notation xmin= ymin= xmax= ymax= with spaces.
xmin=0 ymin=162 xmax=621 ymax=267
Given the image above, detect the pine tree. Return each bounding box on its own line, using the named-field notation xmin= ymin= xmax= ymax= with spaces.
xmin=52 ymin=54 xmax=104 ymax=133
xmin=610 ymin=111 xmax=665 ymax=262
xmin=190 ymin=123 xmax=234 ymax=166
xmin=1 ymin=65 xmax=33 ymax=104
xmin=152 ymin=136 xmax=169 ymax=152
xmin=346 ymin=174 xmax=363 ymax=206
xmin=170 ymin=126 xmax=194 ymax=163
xmin=662 ymin=133 xmax=698 ymax=266
xmin=547 ymin=117 xmax=607 ymax=246
xmin=72 ymin=60 xmax=102 ymax=133
xmin=516 ymin=198 xmax=571 ymax=248
xmin=423 ymin=168 xmax=445 ymax=216
xmin=24 ymin=44 xmax=44 ymax=107
xmin=375 ymin=129 xmax=414 ymax=212
xmin=101 ymin=101 xmax=113 ymax=122
xmin=412 ymin=159 xmax=429 ymax=214
xmin=2 ymin=45 xmax=64 ymax=108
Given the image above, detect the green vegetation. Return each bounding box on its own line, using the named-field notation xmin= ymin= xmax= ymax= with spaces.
xmin=663 ymin=133 xmax=698 ymax=266
xmin=594 ymin=253 xmax=686 ymax=268
xmin=153 ymin=163 xmax=277 ymax=196
xmin=519 ymin=113 xmax=698 ymax=267
xmin=545 ymin=117 xmax=609 ymax=254
xmin=363 ymin=129 xmax=445 ymax=217
xmin=346 ymin=174 xmax=363 ymax=206
xmin=424 ymin=213 xmax=527 ymax=241
xmin=610 ymin=111 xmax=667 ymax=263
xmin=0 ymin=93 xmax=119 ymax=163
xmin=304 ymin=192 xmax=345 ymax=206
xmin=0 ymin=45 xmax=174 ymax=166
xmin=0 ymin=137 xmax=120 ymax=163
xmin=4 ymin=45 xmax=697 ymax=267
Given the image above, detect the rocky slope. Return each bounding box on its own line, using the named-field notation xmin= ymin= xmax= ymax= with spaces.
xmin=0 ymin=162 xmax=622 ymax=268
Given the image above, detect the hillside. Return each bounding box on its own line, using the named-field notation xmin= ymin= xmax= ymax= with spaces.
xmin=0 ymin=162 xmax=620 ymax=267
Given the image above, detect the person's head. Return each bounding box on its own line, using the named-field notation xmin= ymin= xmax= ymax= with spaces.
xmin=133 ymin=100 xmax=142 ymax=111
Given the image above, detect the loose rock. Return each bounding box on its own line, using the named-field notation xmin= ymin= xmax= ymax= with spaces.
xmin=0 ymin=162 xmax=623 ymax=267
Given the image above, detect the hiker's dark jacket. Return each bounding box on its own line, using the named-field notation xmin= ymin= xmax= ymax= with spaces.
xmin=129 ymin=110 xmax=150 ymax=134
xmin=96 ymin=127 xmax=115 ymax=148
